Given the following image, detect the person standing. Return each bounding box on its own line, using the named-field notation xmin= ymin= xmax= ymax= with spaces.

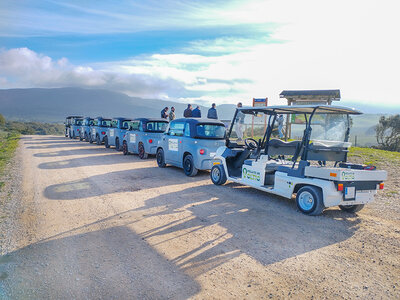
xmin=184 ymin=104 xmax=193 ymax=117
xmin=277 ymin=114 xmax=284 ymax=138
xmin=207 ymin=103 xmax=218 ymax=119
xmin=169 ymin=107 xmax=176 ymax=121
xmin=235 ymin=102 xmax=245 ymax=141
xmin=161 ymin=107 xmax=169 ymax=119
xmin=192 ymin=105 xmax=201 ymax=118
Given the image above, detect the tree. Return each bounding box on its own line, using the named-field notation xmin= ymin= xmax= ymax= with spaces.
xmin=375 ymin=114 xmax=400 ymax=151
xmin=0 ymin=113 xmax=5 ymax=127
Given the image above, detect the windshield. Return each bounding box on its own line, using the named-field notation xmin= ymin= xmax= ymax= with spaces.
xmin=290 ymin=113 xmax=349 ymax=143
xmin=73 ymin=119 xmax=83 ymax=125
xmin=100 ymin=120 xmax=111 ymax=127
xmin=196 ymin=124 xmax=226 ymax=139
xmin=145 ymin=121 xmax=168 ymax=132
xmin=228 ymin=111 xmax=271 ymax=145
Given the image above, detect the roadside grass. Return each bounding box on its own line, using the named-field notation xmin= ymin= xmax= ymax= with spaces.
xmin=348 ymin=147 xmax=400 ymax=167
xmin=0 ymin=130 xmax=20 ymax=184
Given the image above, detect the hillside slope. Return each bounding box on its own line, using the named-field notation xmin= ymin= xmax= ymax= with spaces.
xmin=0 ymin=88 xmax=236 ymax=122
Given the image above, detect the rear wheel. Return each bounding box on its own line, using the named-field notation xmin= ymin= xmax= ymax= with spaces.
xmin=122 ymin=141 xmax=128 ymax=155
xmin=89 ymin=134 xmax=93 ymax=144
xmin=296 ymin=186 xmax=324 ymax=216
xmin=96 ymin=135 xmax=101 ymax=145
xmin=69 ymin=130 xmax=73 ymax=139
xmin=339 ymin=204 xmax=364 ymax=213
xmin=156 ymin=148 xmax=166 ymax=168
xmin=85 ymin=133 xmax=89 ymax=142
xmin=211 ymin=164 xmax=227 ymax=185
xmin=104 ymin=136 xmax=110 ymax=148
xmin=138 ymin=142 xmax=148 ymax=159
xmin=183 ymin=154 xmax=198 ymax=177
xmin=115 ymin=138 xmax=120 ymax=151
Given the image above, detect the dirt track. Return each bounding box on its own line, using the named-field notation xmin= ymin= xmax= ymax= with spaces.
xmin=0 ymin=135 xmax=399 ymax=299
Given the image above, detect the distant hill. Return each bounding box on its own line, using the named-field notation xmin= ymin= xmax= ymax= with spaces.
xmin=0 ymin=87 xmax=395 ymax=146
xmin=0 ymin=87 xmax=236 ymax=123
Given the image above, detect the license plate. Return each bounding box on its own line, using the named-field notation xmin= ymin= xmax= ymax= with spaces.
xmin=345 ymin=186 xmax=355 ymax=199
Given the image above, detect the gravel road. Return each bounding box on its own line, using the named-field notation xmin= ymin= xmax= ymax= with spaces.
xmin=0 ymin=135 xmax=399 ymax=299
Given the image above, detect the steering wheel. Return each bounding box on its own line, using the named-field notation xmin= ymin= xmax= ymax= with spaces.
xmin=244 ymin=138 xmax=259 ymax=150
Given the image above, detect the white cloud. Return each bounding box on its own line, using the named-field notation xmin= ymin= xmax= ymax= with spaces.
xmin=1 ymin=0 xmax=399 ymax=108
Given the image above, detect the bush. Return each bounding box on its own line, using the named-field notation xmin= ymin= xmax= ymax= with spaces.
xmin=375 ymin=114 xmax=400 ymax=152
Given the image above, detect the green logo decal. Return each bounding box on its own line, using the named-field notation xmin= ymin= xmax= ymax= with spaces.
xmin=242 ymin=167 xmax=260 ymax=181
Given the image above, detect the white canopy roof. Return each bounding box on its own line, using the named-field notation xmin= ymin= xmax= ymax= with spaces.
xmin=238 ymin=104 xmax=362 ymax=115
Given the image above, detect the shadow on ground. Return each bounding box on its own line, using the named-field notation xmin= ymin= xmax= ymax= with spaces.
xmin=43 ymin=166 xmax=209 ymax=200
xmin=0 ymin=226 xmax=200 ymax=299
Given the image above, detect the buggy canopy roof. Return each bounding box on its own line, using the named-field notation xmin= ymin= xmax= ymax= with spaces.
xmin=237 ymin=105 xmax=362 ymax=115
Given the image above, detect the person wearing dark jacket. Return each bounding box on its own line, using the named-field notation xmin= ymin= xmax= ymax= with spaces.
xmin=161 ymin=107 xmax=169 ymax=119
xmin=192 ymin=106 xmax=201 ymax=118
xmin=183 ymin=104 xmax=192 ymax=117
xmin=207 ymin=103 xmax=218 ymax=119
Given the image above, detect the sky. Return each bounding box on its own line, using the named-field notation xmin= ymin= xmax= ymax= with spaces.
xmin=0 ymin=0 xmax=399 ymax=107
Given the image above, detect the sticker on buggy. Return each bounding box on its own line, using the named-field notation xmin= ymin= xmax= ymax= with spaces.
xmin=129 ymin=134 xmax=136 ymax=143
xmin=341 ymin=171 xmax=355 ymax=181
xmin=242 ymin=168 xmax=261 ymax=182
xmin=168 ymin=139 xmax=179 ymax=151
xmin=110 ymin=129 xmax=114 ymax=137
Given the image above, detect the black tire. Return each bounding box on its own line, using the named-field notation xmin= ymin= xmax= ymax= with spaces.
xmin=96 ymin=135 xmax=101 ymax=145
xmin=211 ymin=164 xmax=227 ymax=185
xmin=85 ymin=133 xmax=89 ymax=142
xmin=122 ymin=141 xmax=128 ymax=155
xmin=79 ymin=134 xmax=83 ymax=141
xmin=138 ymin=142 xmax=148 ymax=159
xmin=104 ymin=136 xmax=110 ymax=148
xmin=69 ymin=130 xmax=73 ymax=139
xmin=339 ymin=204 xmax=364 ymax=213
xmin=89 ymin=134 xmax=93 ymax=144
xmin=115 ymin=138 xmax=120 ymax=151
xmin=183 ymin=154 xmax=198 ymax=177
xmin=296 ymin=186 xmax=324 ymax=216
xmin=156 ymin=148 xmax=166 ymax=168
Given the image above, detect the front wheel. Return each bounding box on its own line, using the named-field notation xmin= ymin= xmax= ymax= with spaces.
xmin=339 ymin=204 xmax=364 ymax=213
xmin=85 ymin=133 xmax=89 ymax=142
xmin=183 ymin=154 xmax=198 ymax=177
xmin=138 ymin=142 xmax=148 ymax=159
xmin=96 ymin=135 xmax=101 ymax=145
xmin=89 ymin=134 xmax=93 ymax=144
xmin=211 ymin=164 xmax=227 ymax=185
xmin=122 ymin=141 xmax=128 ymax=155
xmin=296 ymin=186 xmax=324 ymax=216
xmin=104 ymin=136 xmax=110 ymax=148
xmin=156 ymin=148 xmax=166 ymax=168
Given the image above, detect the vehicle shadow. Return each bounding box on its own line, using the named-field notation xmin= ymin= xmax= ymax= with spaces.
xmin=43 ymin=167 xmax=209 ymax=200
xmin=26 ymin=143 xmax=92 ymax=149
xmin=122 ymin=183 xmax=361 ymax=272
xmin=38 ymin=154 xmax=132 ymax=169
xmin=0 ymin=226 xmax=200 ymax=298
xmin=34 ymin=147 xmax=112 ymax=157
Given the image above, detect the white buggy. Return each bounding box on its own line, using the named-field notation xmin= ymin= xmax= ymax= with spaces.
xmin=210 ymin=105 xmax=387 ymax=215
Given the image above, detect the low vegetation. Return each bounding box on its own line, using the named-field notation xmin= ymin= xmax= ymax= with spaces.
xmin=3 ymin=120 xmax=64 ymax=135
xmin=0 ymin=130 xmax=19 ymax=178
xmin=348 ymin=146 xmax=400 ymax=167
xmin=0 ymin=113 xmax=63 ymax=179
